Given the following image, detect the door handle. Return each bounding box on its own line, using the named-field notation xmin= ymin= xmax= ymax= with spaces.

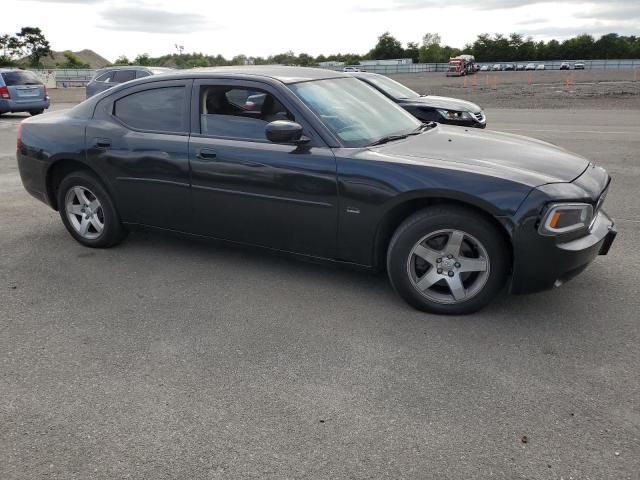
xmin=197 ymin=148 xmax=217 ymax=160
xmin=94 ymin=138 xmax=111 ymax=149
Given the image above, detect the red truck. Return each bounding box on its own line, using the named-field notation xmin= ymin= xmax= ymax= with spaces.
xmin=446 ymin=55 xmax=477 ymax=76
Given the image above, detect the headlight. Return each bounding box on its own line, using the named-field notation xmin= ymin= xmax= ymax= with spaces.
xmin=538 ymin=203 xmax=593 ymax=235
xmin=436 ymin=109 xmax=473 ymax=122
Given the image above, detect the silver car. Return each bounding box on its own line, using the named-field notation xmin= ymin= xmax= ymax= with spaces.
xmin=85 ymin=66 xmax=173 ymax=98
xmin=0 ymin=69 xmax=50 ymax=116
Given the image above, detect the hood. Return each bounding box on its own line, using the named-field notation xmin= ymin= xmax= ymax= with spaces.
xmin=371 ymin=125 xmax=590 ymax=187
xmin=400 ymin=95 xmax=482 ymax=113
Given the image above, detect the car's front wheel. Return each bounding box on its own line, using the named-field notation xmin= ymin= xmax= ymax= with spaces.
xmin=387 ymin=206 xmax=510 ymax=315
xmin=57 ymin=171 xmax=127 ymax=248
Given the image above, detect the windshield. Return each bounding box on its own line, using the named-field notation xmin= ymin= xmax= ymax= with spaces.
xmin=1 ymin=70 xmax=41 ymax=86
xmin=362 ymin=74 xmax=420 ymax=100
xmin=289 ymin=77 xmax=420 ymax=148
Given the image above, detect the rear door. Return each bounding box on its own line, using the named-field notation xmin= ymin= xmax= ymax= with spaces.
xmin=86 ymin=79 xmax=194 ymax=231
xmin=2 ymin=70 xmax=45 ymax=102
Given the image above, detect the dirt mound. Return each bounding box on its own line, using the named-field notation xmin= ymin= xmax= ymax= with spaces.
xmin=40 ymin=49 xmax=111 ymax=69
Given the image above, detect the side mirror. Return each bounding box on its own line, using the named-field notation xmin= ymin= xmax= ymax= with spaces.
xmin=265 ymin=120 xmax=309 ymax=144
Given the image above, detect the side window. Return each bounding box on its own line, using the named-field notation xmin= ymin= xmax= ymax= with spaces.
xmin=136 ymin=70 xmax=151 ymax=79
xmin=114 ymin=87 xmax=187 ymax=133
xmin=113 ymin=70 xmax=136 ymax=83
xmin=95 ymin=71 xmax=114 ymax=83
xmin=199 ymin=86 xmax=294 ymax=140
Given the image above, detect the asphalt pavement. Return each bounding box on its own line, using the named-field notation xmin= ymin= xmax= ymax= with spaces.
xmin=1 ymin=105 xmax=639 ymax=479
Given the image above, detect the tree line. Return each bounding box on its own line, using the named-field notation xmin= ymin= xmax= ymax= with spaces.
xmin=111 ymin=32 xmax=640 ymax=68
xmin=2 ymin=27 xmax=640 ymax=70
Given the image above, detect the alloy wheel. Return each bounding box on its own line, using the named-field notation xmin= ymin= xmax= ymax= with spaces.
xmin=64 ymin=186 xmax=105 ymax=240
xmin=406 ymin=229 xmax=490 ymax=305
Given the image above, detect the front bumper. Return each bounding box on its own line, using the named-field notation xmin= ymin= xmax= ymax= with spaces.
xmin=510 ymin=210 xmax=616 ymax=294
xmin=0 ymin=97 xmax=50 ymax=114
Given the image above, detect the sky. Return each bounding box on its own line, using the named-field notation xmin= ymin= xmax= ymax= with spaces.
xmin=3 ymin=0 xmax=639 ymax=62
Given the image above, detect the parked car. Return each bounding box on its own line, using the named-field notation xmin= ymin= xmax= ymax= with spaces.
xmin=343 ymin=66 xmax=362 ymax=72
xmin=536 ymin=64 xmax=546 ymax=70
xmin=503 ymin=64 xmax=515 ymax=71
xmin=525 ymin=63 xmax=536 ymax=71
xmin=516 ymin=64 xmax=526 ymax=71
xmin=351 ymin=72 xmax=486 ymax=128
xmin=0 ymin=68 xmax=50 ymax=116
xmin=560 ymin=62 xmax=571 ymax=70
xmin=492 ymin=64 xmax=502 ymax=71
xmin=574 ymin=61 xmax=586 ymax=70
xmin=85 ymin=66 xmax=173 ymax=98
xmin=16 ymin=67 xmax=616 ymax=315
xmin=480 ymin=65 xmax=489 ymax=71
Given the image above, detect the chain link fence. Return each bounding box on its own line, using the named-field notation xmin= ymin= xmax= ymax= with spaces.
xmin=321 ymin=59 xmax=640 ymax=74
xmin=27 ymin=59 xmax=640 ymax=87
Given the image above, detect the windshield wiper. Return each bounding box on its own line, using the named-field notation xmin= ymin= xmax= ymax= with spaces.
xmin=367 ymin=134 xmax=409 ymax=147
xmin=368 ymin=122 xmax=436 ymax=147
xmin=409 ymin=122 xmax=437 ymax=135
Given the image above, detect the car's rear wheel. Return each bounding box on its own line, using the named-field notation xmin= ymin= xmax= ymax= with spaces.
xmin=29 ymin=109 xmax=45 ymax=116
xmin=57 ymin=171 xmax=127 ymax=248
xmin=387 ymin=206 xmax=510 ymax=315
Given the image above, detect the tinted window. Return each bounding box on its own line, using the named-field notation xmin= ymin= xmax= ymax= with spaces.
xmin=113 ymin=70 xmax=136 ymax=83
xmin=95 ymin=71 xmax=113 ymax=82
xmin=136 ymin=70 xmax=151 ymax=79
xmin=1 ymin=70 xmax=42 ymax=86
xmin=200 ymin=86 xmax=293 ymax=140
xmin=114 ymin=87 xmax=187 ymax=133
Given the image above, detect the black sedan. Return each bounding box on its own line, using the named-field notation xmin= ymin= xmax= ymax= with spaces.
xmin=16 ymin=67 xmax=615 ymax=314
xmin=350 ymin=72 xmax=486 ymax=128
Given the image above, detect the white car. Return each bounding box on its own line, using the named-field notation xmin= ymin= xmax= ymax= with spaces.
xmin=343 ymin=66 xmax=362 ymax=72
xmin=574 ymin=62 xmax=585 ymax=70
xmin=480 ymin=65 xmax=489 ymax=71
xmin=525 ymin=63 xmax=536 ymax=71
xmin=536 ymin=64 xmax=546 ymax=70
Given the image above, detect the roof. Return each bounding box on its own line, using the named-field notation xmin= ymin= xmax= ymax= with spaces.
xmin=95 ymin=65 xmax=173 ymax=72
xmin=347 ymin=71 xmax=380 ymax=78
xmin=167 ymin=66 xmax=348 ymax=84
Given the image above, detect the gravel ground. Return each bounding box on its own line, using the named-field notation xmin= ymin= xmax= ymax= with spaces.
xmin=1 ymin=101 xmax=639 ymax=479
xmin=393 ymin=69 xmax=640 ymax=109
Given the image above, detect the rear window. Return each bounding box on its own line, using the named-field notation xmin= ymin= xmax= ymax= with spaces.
xmin=113 ymin=70 xmax=136 ymax=83
xmin=114 ymin=86 xmax=187 ymax=133
xmin=95 ymin=71 xmax=115 ymax=83
xmin=1 ymin=70 xmax=42 ymax=86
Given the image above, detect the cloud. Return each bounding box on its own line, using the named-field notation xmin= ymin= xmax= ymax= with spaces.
xmin=24 ymin=0 xmax=104 ymax=3
xmin=357 ymin=0 xmax=632 ymax=13
xmin=573 ymin=2 xmax=640 ymax=21
xmin=99 ymin=6 xmax=213 ymax=33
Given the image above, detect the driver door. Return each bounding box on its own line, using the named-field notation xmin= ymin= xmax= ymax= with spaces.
xmin=188 ymin=79 xmax=339 ymax=259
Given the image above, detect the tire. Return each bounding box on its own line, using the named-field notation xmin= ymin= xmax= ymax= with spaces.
xmin=386 ymin=205 xmax=510 ymax=315
xmin=57 ymin=170 xmax=127 ymax=248
xmin=29 ymin=109 xmax=44 ymax=116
